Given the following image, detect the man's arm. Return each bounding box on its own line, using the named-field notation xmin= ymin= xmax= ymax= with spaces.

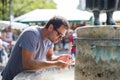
xmin=22 ymin=48 xmax=68 ymax=70
xmin=46 ymin=48 xmax=59 ymax=61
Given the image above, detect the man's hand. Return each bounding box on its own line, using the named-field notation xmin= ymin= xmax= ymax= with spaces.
xmin=57 ymin=54 xmax=75 ymax=65
xmin=56 ymin=60 xmax=69 ymax=69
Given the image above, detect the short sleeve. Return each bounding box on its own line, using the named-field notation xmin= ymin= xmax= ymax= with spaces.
xmin=18 ymin=31 xmax=38 ymax=52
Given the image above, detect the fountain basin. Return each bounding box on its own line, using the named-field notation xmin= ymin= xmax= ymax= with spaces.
xmin=75 ymin=26 xmax=120 ymax=80
xmin=13 ymin=67 xmax=74 ymax=80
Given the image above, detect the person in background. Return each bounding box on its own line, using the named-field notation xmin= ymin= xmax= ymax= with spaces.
xmin=61 ymin=37 xmax=66 ymax=50
xmin=68 ymin=30 xmax=73 ymax=54
xmin=0 ymin=32 xmax=8 ymax=66
xmin=1 ymin=16 xmax=74 ymax=80
xmin=68 ymin=30 xmax=77 ymax=60
xmin=71 ymin=45 xmax=76 ymax=60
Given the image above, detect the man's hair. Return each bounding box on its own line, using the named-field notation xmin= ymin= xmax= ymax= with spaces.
xmin=45 ymin=16 xmax=69 ymax=30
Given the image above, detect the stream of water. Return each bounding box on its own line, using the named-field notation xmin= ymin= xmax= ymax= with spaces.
xmin=14 ymin=67 xmax=74 ymax=80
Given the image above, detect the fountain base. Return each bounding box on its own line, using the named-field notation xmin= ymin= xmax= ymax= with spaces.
xmin=75 ymin=25 xmax=120 ymax=80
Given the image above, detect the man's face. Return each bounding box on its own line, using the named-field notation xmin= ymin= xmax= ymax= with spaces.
xmin=49 ymin=25 xmax=67 ymax=43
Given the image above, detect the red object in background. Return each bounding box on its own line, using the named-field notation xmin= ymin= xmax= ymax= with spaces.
xmin=71 ymin=46 xmax=76 ymax=53
xmin=68 ymin=34 xmax=73 ymax=43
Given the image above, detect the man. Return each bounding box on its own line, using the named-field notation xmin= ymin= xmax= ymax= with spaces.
xmin=1 ymin=16 xmax=73 ymax=80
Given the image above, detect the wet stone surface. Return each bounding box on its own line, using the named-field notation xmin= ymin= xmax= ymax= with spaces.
xmin=75 ymin=51 xmax=120 ymax=80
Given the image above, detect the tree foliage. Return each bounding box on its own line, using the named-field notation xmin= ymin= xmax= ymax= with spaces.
xmin=0 ymin=0 xmax=56 ymax=20
xmin=0 ymin=0 xmax=9 ymax=20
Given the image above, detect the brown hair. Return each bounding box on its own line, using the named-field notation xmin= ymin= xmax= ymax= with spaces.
xmin=45 ymin=16 xmax=69 ymax=30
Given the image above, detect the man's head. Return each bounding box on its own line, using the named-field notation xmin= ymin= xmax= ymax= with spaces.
xmin=45 ymin=16 xmax=70 ymax=43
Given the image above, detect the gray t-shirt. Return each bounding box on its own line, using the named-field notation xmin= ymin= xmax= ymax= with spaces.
xmin=1 ymin=26 xmax=54 ymax=80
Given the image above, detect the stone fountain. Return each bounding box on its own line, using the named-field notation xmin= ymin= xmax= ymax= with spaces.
xmin=75 ymin=25 xmax=120 ymax=80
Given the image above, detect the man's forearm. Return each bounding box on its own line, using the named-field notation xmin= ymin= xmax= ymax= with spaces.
xmin=23 ymin=59 xmax=58 ymax=70
xmin=51 ymin=55 xmax=59 ymax=61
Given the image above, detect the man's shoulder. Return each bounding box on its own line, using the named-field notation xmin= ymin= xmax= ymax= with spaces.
xmin=23 ymin=26 xmax=41 ymax=34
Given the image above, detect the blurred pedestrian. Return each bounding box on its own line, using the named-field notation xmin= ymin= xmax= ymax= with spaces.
xmin=0 ymin=32 xmax=8 ymax=66
xmin=71 ymin=45 xmax=76 ymax=60
xmin=68 ymin=30 xmax=73 ymax=53
xmin=61 ymin=37 xmax=66 ymax=50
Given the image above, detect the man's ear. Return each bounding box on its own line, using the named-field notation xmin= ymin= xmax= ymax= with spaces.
xmin=48 ymin=24 xmax=54 ymax=31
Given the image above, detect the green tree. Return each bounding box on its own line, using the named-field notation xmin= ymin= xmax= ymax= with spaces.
xmin=0 ymin=0 xmax=9 ymax=20
xmin=0 ymin=0 xmax=56 ymax=20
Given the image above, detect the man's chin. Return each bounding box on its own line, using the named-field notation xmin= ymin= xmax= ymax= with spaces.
xmin=50 ymin=40 xmax=57 ymax=44
xmin=54 ymin=40 xmax=59 ymax=43
xmin=51 ymin=39 xmax=60 ymax=43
